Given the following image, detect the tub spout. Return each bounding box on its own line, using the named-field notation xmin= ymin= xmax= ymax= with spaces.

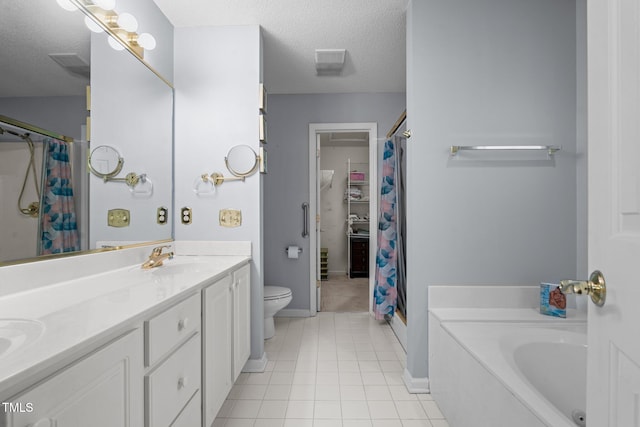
xmin=559 ymin=270 xmax=607 ymax=307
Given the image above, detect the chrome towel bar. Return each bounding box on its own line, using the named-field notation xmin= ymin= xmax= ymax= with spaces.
xmin=450 ymin=145 xmax=561 ymax=156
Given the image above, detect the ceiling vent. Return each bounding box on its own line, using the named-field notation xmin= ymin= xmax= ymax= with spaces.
xmin=49 ymin=54 xmax=90 ymax=79
xmin=315 ymin=49 xmax=346 ymax=76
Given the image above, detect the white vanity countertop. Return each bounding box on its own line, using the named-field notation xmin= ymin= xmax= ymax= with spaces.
xmin=0 ymin=254 xmax=249 ymax=394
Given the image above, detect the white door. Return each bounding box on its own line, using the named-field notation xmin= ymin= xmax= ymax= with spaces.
xmin=587 ymin=0 xmax=640 ymax=424
xmin=316 ymin=132 xmax=322 ymax=312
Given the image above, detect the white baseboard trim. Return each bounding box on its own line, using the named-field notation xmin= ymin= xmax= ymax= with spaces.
xmin=277 ymin=309 xmax=312 ymax=318
xmin=242 ymin=353 xmax=268 ymax=373
xmin=403 ymin=368 xmax=430 ymax=394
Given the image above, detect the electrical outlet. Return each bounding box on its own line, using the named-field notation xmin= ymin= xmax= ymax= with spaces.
xmin=219 ymin=209 xmax=242 ymax=227
xmin=181 ymin=207 xmax=192 ymax=225
xmin=108 ymin=209 xmax=130 ymax=227
xmin=157 ymin=206 xmax=168 ymax=225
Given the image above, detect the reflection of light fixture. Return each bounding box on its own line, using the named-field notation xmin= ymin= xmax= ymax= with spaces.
xmin=108 ymin=36 xmax=126 ymax=51
xmin=84 ymin=15 xmax=103 ymax=33
xmin=117 ymin=13 xmax=138 ymax=32
xmin=61 ymin=0 xmax=157 ymax=59
xmin=57 ymin=0 xmax=77 ymax=11
xmin=137 ymin=33 xmax=157 ymax=51
xmin=93 ymin=0 xmax=116 ymax=11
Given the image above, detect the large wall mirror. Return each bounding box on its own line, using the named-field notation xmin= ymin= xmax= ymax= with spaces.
xmin=0 ymin=0 xmax=174 ymax=265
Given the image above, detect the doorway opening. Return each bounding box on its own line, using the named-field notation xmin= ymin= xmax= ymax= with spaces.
xmin=308 ymin=123 xmax=378 ymax=315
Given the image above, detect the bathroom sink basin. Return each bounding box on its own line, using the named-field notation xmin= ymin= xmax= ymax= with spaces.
xmin=150 ymin=262 xmax=209 ymax=276
xmin=0 ymin=319 xmax=44 ymax=358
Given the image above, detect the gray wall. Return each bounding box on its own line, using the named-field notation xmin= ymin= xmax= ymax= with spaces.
xmin=406 ymin=0 xmax=582 ymax=381
xmin=264 ymin=93 xmax=406 ymax=311
xmin=174 ymin=25 xmax=265 ymax=362
xmin=0 ymin=97 xmax=86 ymax=141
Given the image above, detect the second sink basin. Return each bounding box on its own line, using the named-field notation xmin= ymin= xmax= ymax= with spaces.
xmin=0 ymin=319 xmax=44 ymax=359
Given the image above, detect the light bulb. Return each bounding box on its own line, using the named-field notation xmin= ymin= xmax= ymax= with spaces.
xmin=137 ymin=33 xmax=156 ymax=50
xmin=107 ymin=36 xmax=125 ymax=51
xmin=56 ymin=0 xmax=77 ymax=11
xmin=117 ymin=13 xmax=138 ymax=32
xmin=84 ymin=16 xmax=103 ymax=33
xmin=93 ymin=0 xmax=116 ymax=10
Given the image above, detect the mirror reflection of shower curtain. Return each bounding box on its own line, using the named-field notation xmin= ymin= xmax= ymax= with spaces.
xmin=38 ymin=138 xmax=80 ymax=255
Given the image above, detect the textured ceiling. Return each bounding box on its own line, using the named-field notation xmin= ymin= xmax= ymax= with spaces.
xmin=153 ymin=0 xmax=408 ymax=94
xmin=1 ymin=1 xmax=407 ymax=98
xmin=0 ymin=1 xmax=90 ymax=98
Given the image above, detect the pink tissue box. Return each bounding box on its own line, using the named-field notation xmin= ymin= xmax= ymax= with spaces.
xmin=350 ymin=172 xmax=365 ymax=181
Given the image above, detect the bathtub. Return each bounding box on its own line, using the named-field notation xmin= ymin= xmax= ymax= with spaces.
xmin=429 ymin=318 xmax=587 ymax=427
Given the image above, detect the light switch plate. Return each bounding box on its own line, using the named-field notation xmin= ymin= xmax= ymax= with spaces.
xmin=108 ymin=208 xmax=130 ymax=227
xmin=219 ymin=209 xmax=242 ymax=227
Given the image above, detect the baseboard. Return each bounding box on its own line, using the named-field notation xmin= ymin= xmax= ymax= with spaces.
xmin=403 ymin=368 xmax=430 ymax=394
xmin=277 ymin=309 xmax=312 ymax=318
xmin=242 ymin=352 xmax=268 ymax=373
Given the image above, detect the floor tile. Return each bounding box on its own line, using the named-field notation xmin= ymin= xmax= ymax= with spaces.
xmin=286 ymin=400 xmax=315 ymax=419
xmin=258 ymin=400 xmax=289 ymax=419
xmin=314 ymin=401 xmax=342 ymax=419
xmin=367 ymin=401 xmax=399 ymax=419
xmin=394 ymin=401 xmax=427 ymax=419
xmin=341 ymin=400 xmax=371 ymax=419
xmin=340 ymin=385 xmax=366 ymax=401
xmin=217 ymin=313 xmax=448 ymax=427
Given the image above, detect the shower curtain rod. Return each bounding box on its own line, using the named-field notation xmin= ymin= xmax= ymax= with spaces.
xmin=386 ymin=109 xmax=407 ymax=138
xmin=0 ymin=114 xmax=74 ymax=143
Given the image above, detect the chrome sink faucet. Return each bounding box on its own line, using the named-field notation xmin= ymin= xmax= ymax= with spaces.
xmin=142 ymin=245 xmax=174 ymax=269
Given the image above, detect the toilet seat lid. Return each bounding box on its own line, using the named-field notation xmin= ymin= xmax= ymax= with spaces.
xmin=264 ymin=286 xmax=292 ymax=300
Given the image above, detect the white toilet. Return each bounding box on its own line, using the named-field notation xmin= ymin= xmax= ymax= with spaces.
xmin=264 ymin=285 xmax=292 ymax=339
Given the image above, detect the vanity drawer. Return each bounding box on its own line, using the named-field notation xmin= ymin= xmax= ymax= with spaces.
xmin=171 ymin=390 xmax=201 ymax=427
xmin=145 ymin=292 xmax=200 ymax=366
xmin=146 ymin=333 xmax=201 ymax=427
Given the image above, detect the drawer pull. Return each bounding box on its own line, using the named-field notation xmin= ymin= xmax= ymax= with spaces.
xmin=29 ymin=419 xmax=52 ymax=427
xmin=177 ymin=376 xmax=188 ymax=390
xmin=177 ymin=317 xmax=189 ymax=331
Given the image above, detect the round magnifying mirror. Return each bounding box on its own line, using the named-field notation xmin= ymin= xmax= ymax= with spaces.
xmin=225 ymin=145 xmax=259 ymax=177
xmin=88 ymin=145 xmax=124 ymax=180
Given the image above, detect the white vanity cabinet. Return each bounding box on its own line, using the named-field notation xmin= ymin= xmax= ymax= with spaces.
xmin=144 ymin=292 xmax=201 ymax=427
xmin=202 ymin=263 xmax=251 ymax=427
xmin=232 ymin=264 xmax=251 ymax=381
xmin=5 ymin=328 xmax=144 ymax=427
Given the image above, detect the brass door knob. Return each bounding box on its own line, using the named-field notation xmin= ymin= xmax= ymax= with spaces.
xmin=559 ymin=270 xmax=606 ymax=307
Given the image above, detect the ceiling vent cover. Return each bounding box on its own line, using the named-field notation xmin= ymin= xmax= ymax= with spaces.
xmin=315 ymin=49 xmax=346 ymax=75
xmin=49 ymin=54 xmax=90 ymax=79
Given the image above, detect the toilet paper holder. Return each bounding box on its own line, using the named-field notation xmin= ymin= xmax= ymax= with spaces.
xmin=285 ymin=246 xmax=303 ymax=254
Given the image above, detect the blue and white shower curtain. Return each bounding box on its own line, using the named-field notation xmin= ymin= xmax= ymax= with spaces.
xmin=40 ymin=138 xmax=80 ymax=254
xmin=373 ymin=137 xmax=407 ymax=320
xmin=374 ymin=140 xmax=399 ymax=320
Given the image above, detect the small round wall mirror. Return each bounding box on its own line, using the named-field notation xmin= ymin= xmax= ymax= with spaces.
xmin=88 ymin=145 xmax=124 ymax=180
xmin=225 ymin=145 xmax=259 ymax=177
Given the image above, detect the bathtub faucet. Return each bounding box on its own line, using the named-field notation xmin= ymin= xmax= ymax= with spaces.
xmin=558 ymin=270 xmax=607 ymax=307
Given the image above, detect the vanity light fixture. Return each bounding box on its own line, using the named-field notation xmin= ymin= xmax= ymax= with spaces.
xmin=62 ymin=0 xmax=157 ymax=59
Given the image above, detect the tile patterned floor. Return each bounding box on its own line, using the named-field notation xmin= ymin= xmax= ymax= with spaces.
xmin=213 ymin=312 xmax=449 ymax=427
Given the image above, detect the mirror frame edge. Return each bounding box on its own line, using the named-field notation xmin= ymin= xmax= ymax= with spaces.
xmin=0 ymin=238 xmax=174 ymax=267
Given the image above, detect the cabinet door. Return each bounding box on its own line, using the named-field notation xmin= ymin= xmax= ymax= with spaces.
xmin=202 ymin=274 xmax=233 ymax=427
xmin=232 ymin=264 xmax=251 ymax=382
xmin=7 ymin=329 xmax=143 ymax=427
